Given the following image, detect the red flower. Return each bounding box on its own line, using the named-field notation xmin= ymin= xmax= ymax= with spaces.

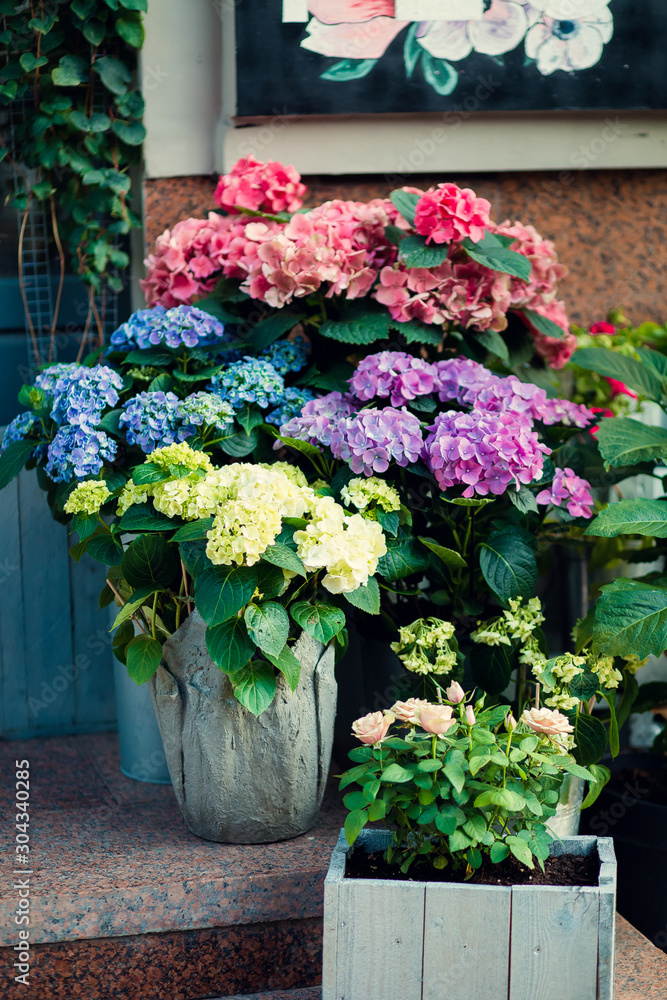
xmin=589 ymin=406 xmax=614 ymax=438
xmin=606 ymin=378 xmax=637 ymax=400
xmin=589 ymin=321 xmax=616 ymax=335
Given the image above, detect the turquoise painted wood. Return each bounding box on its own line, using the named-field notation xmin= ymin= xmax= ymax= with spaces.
xmin=0 ymin=465 xmax=116 ymax=739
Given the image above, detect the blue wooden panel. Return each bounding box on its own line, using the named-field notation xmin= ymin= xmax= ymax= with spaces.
xmin=0 ymin=474 xmax=28 ymax=736
xmin=69 ymin=540 xmax=117 ymax=729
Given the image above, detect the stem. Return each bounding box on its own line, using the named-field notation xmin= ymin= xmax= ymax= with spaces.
xmin=49 ymin=196 xmax=65 ymax=363
xmin=151 ymin=591 xmax=158 ymax=640
xmin=105 ymin=578 xmax=148 ymax=635
xmin=18 ymin=197 xmax=40 ymax=366
xmin=181 ymin=560 xmax=192 ymax=616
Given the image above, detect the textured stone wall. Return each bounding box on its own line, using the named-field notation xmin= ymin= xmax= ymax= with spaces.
xmin=143 ymin=169 xmax=667 ymax=328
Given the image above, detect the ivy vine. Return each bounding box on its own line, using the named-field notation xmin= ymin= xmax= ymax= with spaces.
xmin=0 ymin=0 xmax=146 ymax=354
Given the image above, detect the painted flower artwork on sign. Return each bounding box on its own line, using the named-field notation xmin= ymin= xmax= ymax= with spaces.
xmin=286 ymin=0 xmax=615 ymax=95
xmin=234 ymin=1 xmax=666 ymax=116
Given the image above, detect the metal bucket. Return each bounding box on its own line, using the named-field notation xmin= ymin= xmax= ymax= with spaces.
xmin=547 ymin=773 xmax=585 ymax=838
xmin=113 ymin=660 xmax=171 ymax=784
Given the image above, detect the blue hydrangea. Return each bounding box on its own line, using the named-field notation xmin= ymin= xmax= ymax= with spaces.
xmin=34 ymin=363 xmax=80 ymax=395
xmin=119 ymin=391 xmax=188 ymax=454
xmin=1 ymin=412 xmax=38 ymax=454
xmin=177 ymin=392 xmax=235 ymax=431
xmin=110 ymin=305 xmax=231 ymax=352
xmin=266 ymin=387 xmax=316 ymax=427
xmin=50 ymin=365 xmax=124 ymax=428
xmin=260 ymin=337 xmax=310 ymax=375
xmin=209 ymin=357 xmax=285 ymax=410
xmin=46 ymin=426 xmax=117 ymax=483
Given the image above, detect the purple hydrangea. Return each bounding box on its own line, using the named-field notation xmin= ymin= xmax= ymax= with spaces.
xmin=176 ymin=392 xmax=235 ymax=431
xmin=209 ymin=357 xmax=285 ymax=409
xmin=536 ymin=467 xmax=594 ymax=518
xmin=538 ymin=398 xmax=595 ymax=428
xmin=434 ymin=358 xmax=495 ymax=406
xmin=423 ymin=409 xmax=550 ymax=497
xmin=260 ymin=337 xmax=310 ymax=375
xmin=119 ymin=391 xmax=187 ymax=454
xmin=350 ymin=351 xmax=438 ymax=407
xmin=49 ymin=365 xmax=124 ymax=428
xmin=266 ymin=387 xmax=316 ymax=427
xmin=46 ymin=425 xmax=117 ymax=483
xmin=1 ymin=412 xmax=38 ymax=454
xmin=330 ymin=407 xmax=424 ymax=476
xmin=110 ymin=305 xmax=229 ymax=351
xmin=279 ymin=391 xmax=358 ymax=447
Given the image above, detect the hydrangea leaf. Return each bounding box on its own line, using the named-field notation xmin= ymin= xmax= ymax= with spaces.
xmin=205 ymin=618 xmax=256 ymax=674
xmin=228 ymin=660 xmax=276 ymax=716
xmin=592 ymin=578 xmax=667 ymax=659
xmin=594 ymin=417 xmax=667 ymax=467
xmin=244 ymin=601 xmax=290 ymax=658
xmin=572 ymin=347 xmax=665 ymax=401
xmin=479 ymin=530 xmax=536 ymax=603
xmin=195 ymin=565 xmax=258 ymax=627
xmin=586 ymin=498 xmax=667 ymax=538
xmin=122 ymin=535 xmax=179 ymax=588
xmin=125 ymin=634 xmax=162 ymax=684
xmin=290 ymin=601 xmax=345 ymax=644
xmin=343 ymin=577 xmax=381 ymax=615
xmin=264 ymin=644 xmax=302 ymax=693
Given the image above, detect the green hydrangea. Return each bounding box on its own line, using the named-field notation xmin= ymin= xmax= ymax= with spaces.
xmin=341 ymin=476 xmax=401 ymax=517
xmin=149 ymin=442 xmax=212 ymax=473
xmin=391 ymin=617 xmax=458 ymax=676
xmin=64 ymin=481 xmax=111 ymax=516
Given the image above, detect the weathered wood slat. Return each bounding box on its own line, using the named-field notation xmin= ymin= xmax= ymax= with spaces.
xmin=0 ymin=474 xmax=27 ymax=735
xmin=597 ymin=838 xmax=618 ymax=1000
xmin=509 ymin=885 xmax=600 ymax=1000
xmin=423 ymin=883 xmax=511 ymax=1000
xmin=69 ymin=541 xmax=116 ymax=729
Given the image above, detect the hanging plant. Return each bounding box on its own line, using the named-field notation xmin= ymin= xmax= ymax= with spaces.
xmin=0 ymin=0 xmax=145 ymax=355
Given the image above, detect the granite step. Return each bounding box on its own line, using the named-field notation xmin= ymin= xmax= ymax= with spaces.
xmin=211 ymin=991 xmax=320 ymax=1000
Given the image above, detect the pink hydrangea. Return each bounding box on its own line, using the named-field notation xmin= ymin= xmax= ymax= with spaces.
xmin=349 ymin=351 xmax=438 ymax=406
xmin=536 ymin=467 xmax=594 ymax=518
xmin=374 ymin=263 xmax=450 ymax=326
xmin=524 ymin=300 xmax=577 ymax=369
xmin=492 ymin=219 xmax=568 ymax=312
xmin=213 ymin=155 xmax=306 ymax=215
xmin=413 ymin=183 xmax=491 ymax=245
xmin=278 ymin=391 xmax=358 ymax=447
xmin=423 ymin=409 xmax=550 ymax=497
xmin=329 ymin=407 xmax=423 ymax=475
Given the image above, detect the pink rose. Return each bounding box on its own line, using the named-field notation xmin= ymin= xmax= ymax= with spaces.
xmin=416 ymin=704 xmax=455 ymax=736
xmin=352 ymin=711 xmax=394 ymax=745
xmin=521 ymin=707 xmax=574 ymax=736
xmin=590 ymin=321 xmax=616 ymax=335
xmin=445 ymin=681 xmax=465 ymax=704
xmin=390 ymin=698 xmax=430 ymax=723
xmin=413 ymin=183 xmax=491 ymax=245
xmin=465 ymin=705 xmax=476 ymax=726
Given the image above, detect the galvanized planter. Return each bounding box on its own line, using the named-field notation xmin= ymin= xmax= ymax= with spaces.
xmin=323 ymin=829 xmax=616 ymax=1000
xmin=149 ymin=610 xmax=337 ymax=844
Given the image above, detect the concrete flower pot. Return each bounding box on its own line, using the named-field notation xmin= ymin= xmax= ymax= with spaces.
xmin=149 ymin=610 xmax=337 ymax=843
xmin=323 ymin=829 xmax=616 ymax=1000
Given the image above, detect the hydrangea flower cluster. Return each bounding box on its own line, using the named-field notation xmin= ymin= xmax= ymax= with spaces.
xmin=279 ymin=391 xmax=358 ymax=446
xmin=119 ymin=391 xmax=187 ymax=454
xmin=423 ymin=409 xmax=550 ymax=497
xmin=472 ymin=597 xmax=546 ymax=649
xmin=349 ymin=351 xmax=438 ymax=406
xmin=46 ymin=426 xmax=117 ymax=483
xmin=330 ymin=407 xmax=424 ymax=476
xmin=536 ymin=467 xmax=594 ymax=518
xmin=110 ymin=305 xmax=229 ymax=351
xmin=260 ymin=337 xmax=310 ymax=374
xmin=0 ymin=412 xmax=38 ymax=454
xmin=63 ymin=481 xmax=111 ymax=516
xmin=213 ymin=154 xmax=306 ymax=215
xmin=265 ymin=387 xmax=316 ymax=427
xmin=391 ymin=617 xmax=459 ymax=676
xmin=413 ymin=183 xmax=491 ymax=245
xmin=209 ymin=357 xmax=285 ymax=409
xmin=34 ymin=362 xmax=79 ymax=394
xmin=340 ymin=477 xmax=401 ymax=517
xmin=293 ymin=495 xmax=387 ymax=593
xmin=176 ymin=393 xmax=235 ymax=431
xmin=49 ymin=365 xmax=123 ymax=427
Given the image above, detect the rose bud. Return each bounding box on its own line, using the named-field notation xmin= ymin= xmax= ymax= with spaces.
xmin=416 ymin=703 xmax=455 ymax=736
xmin=445 ymin=681 xmax=465 ymax=704
xmin=521 ymin=706 xmax=574 ymax=736
xmin=351 ymin=711 xmax=395 ymax=745
xmin=506 ymin=713 xmax=517 ymax=731
xmin=465 ymin=705 xmax=476 ymax=726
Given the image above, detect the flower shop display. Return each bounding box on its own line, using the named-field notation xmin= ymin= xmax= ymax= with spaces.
xmin=323 ymin=691 xmax=616 ymax=1000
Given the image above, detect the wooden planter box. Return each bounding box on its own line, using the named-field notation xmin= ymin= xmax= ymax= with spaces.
xmin=323 ymin=829 xmax=616 ymax=1000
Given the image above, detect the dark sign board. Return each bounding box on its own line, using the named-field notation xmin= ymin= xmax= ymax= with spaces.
xmin=235 ymin=1 xmax=667 ymax=117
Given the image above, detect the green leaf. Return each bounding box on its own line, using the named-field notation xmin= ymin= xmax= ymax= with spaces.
xmin=256 ymin=562 xmax=286 ymax=601
xmin=490 ymin=841 xmax=510 ymax=863
xmin=82 ymin=18 xmax=106 ymax=44
xmin=265 ymin=644 xmax=302 ymax=693
xmin=508 ymin=485 xmax=539 ymax=515
xmin=321 ymin=58 xmax=377 ymax=81
xmin=242 ymin=312 xmax=305 ymax=351
xmin=381 ymin=763 xmax=415 ymax=783
xmin=229 ymin=660 xmax=277 ymax=716
xmin=388 ymin=319 xmax=444 ymax=346
xmin=594 ymin=417 xmax=667 ymax=468
xmin=320 ymin=311 xmax=391 ymax=345
xmin=398 ymin=235 xmax=449 ymax=269
xmin=219 ymin=430 xmax=257 ymax=457
xmin=443 ymin=762 xmax=465 ymax=793
xmin=112 ymin=120 xmax=146 ymax=145
xmin=572 ymin=348 xmax=664 ymax=401
xmin=178 ymin=539 xmax=208 ymax=578
xmin=571 ymin=712 xmax=608 ymax=767
xmin=172 ymin=518 xmax=213 ymax=542
xmin=52 ymin=54 xmax=88 ymax=86
xmin=521 ymin=309 xmax=566 ymax=341
xmin=119 ymin=506 xmax=175 ymax=532
xmin=244 ymin=601 xmax=289 ymax=657
xmin=234 ymin=404 xmax=265 ymax=437
xmin=205 ymin=618 xmax=255 ymax=674
xmin=418 ymin=535 xmax=466 ymax=570
xmin=274 ymin=434 xmax=324 ymax=468
xmin=636 ymin=347 xmax=667 ymax=377
xmin=344 ymin=577 xmax=381 ymax=615
xmin=111 ymin=586 xmax=158 ymax=629
xmin=261 ymin=542 xmax=306 ymax=577
xmin=462 ymin=233 xmax=532 ymax=281
xmin=0 ymin=439 xmax=37 ymax=490
xmin=19 ymin=53 xmax=49 ymax=72
xmin=377 ymin=537 xmax=430 ymax=582
xmin=586 ymin=498 xmax=667 ymax=538
xmin=344 ymin=807 xmax=369 ymax=845
xmin=593 ymin=580 xmax=667 ymax=659
xmin=390 ymin=189 xmax=420 ymax=227
xmin=506 ymin=835 xmax=534 ymax=868
xmin=93 ymin=55 xmax=132 ymax=95
xmin=434 ymin=811 xmax=457 ymax=835
xmin=122 ymin=535 xmax=179 ymax=588
xmin=73 ymin=513 xmax=98 ymax=541
xmin=580 ymin=764 xmax=611 ymax=810
xmin=421 ymin=52 xmax=458 ymax=95
xmin=449 ymin=829 xmax=472 ymax=852
xmin=86 ymin=533 xmax=123 ymax=565
xmin=116 ymin=14 xmax=145 ymax=47
xmin=479 ymin=530 xmax=536 ymax=603
xmin=119 ymin=0 xmax=147 ymax=9
xmin=471 ymin=329 xmax=510 ymax=362
xmin=195 ymin=565 xmax=258 ymax=627
xmin=563 ymin=762 xmax=595 ymax=782
xmin=132 ymin=463 xmax=170 ymax=486
xmin=125 ymin=634 xmax=162 ymax=684
xmin=290 ymin=601 xmax=345 ymax=644
xmin=570 ymin=669 xmax=599 ymax=701
xmin=442 ymin=495 xmax=495 ymax=509
xmin=470 ymin=642 xmax=513 ymax=696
